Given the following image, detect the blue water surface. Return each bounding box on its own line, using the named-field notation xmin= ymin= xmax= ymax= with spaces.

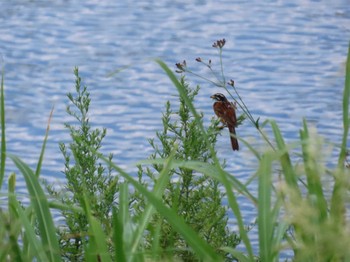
xmin=1 ymin=0 xmax=350 ymax=258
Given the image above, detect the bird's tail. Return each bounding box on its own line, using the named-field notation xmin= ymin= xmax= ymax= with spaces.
xmin=228 ymin=125 xmax=239 ymax=151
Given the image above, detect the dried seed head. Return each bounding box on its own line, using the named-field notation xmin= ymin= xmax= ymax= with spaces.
xmin=212 ymin=38 xmax=226 ymax=48
xmin=175 ymin=60 xmax=187 ymax=73
xmin=228 ymin=79 xmax=235 ymax=87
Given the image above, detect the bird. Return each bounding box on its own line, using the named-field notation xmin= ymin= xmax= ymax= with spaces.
xmin=210 ymin=93 xmax=239 ymax=151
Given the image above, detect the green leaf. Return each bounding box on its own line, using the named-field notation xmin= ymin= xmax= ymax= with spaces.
xmin=113 ymin=208 xmax=126 ymax=262
xmin=0 ymin=64 xmax=6 ymax=188
xmin=130 ymin=148 xmax=176 ymax=259
xmin=9 ymin=155 xmax=61 ymax=262
xmin=115 ymin=182 xmax=132 ymax=260
xmin=300 ymin=119 xmax=327 ymax=221
xmin=155 ymin=60 xmax=254 ymax=260
xmin=220 ymin=247 xmax=251 ymax=262
xmin=35 ymin=106 xmax=54 ymax=177
xmin=258 ymin=153 xmax=273 ymax=262
xmin=330 ymin=42 xmax=350 ymax=226
xmin=11 ymin=198 xmax=50 ymax=262
xmin=100 ymin=154 xmax=221 ymax=261
xmin=338 ymin=41 xmax=350 ymax=167
xmin=137 ymin=158 xmax=257 ymax=205
xmin=271 ymin=120 xmax=300 ymax=192
xmin=86 ymin=216 xmax=112 ymax=262
xmin=83 ymin=193 xmax=112 ymax=262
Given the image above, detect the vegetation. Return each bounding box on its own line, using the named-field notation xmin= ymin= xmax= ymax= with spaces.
xmin=46 ymin=67 xmax=119 ymax=261
xmin=0 ymin=40 xmax=349 ymax=261
xmin=134 ymin=77 xmax=240 ymax=261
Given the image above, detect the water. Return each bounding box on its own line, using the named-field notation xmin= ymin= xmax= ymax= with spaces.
xmin=1 ymin=0 xmax=350 ymax=258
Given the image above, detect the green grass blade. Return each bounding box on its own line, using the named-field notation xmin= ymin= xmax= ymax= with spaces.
xmin=7 ymin=174 xmax=25 ymax=262
xmin=9 ymin=154 xmax=61 ymax=262
xmin=11 ymin=198 xmax=50 ymax=261
xmin=155 ymin=59 xmax=208 ymax=147
xmin=223 ymin=176 xmax=254 ymax=260
xmin=137 ymin=158 xmax=257 ymax=258
xmin=0 ymin=64 xmax=6 ymax=188
xmin=271 ymin=219 xmax=289 ymax=260
xmin=220 ymin=247 xmax=251 ymax=262
xmin=338 ymin=42 xmax=350 ymax=167
xmin=99 ymin=154 xmax=220 ymax=261
xmin=270 ymin=120 xmax=300 ymax=193
xmin=240 ymin=136 xmax=261 ymax=161
xmin=115 ymin=182 xmax=133 ymax=260
xmin=113 ymin=208 xmax=126 ymax=262
xmin=137 ymin=158 xmax=258 ymax=205
xmin=300 ymin=119 xmax=327 ymax=221
xmin=257 ymin=153 xmax=273 ymax=262
xmin=83 ymin=193 xmax=112 ymax=262
xmin=35 ymin=106 xmax=54 ymax=177
xmin=8 ymin=173 xmax=16 ymax=216
xmin=130 ymin=149 xmax=176 ymax=259
xmin=48 ymin=200 xmax=84 ymax=214
xmin=330 ymin=42 xmax=350 ymax=228
xmin=86 ymin=216 xmax=112 ymax=262
xmin=155 ymin=59 xmax=254 ymax=260
xmin=8 ymin=173 xmax=48 ymax=261
xmin=119 ymin=183 xmax=130 ymax=227
xmin=106 ymin=64 xmax=133 ymax=78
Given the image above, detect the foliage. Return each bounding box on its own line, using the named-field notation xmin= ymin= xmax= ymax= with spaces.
xmin=0 ymin=40 xmax=348 ymax=262
xmin=172 ymin=39 xmax=350 ymax=261
xmin=46 ymin=67 xmax=119 ymax=260
xmin=134 ymin=77 xmax=240 ymax=261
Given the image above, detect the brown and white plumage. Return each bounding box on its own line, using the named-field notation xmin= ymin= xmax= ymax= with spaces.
xmin=211 ymin=93 xmax=239 ymax=151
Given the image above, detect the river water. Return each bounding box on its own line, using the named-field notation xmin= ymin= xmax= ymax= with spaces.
xmin=1 ymin=0 xmax=350 ymax=258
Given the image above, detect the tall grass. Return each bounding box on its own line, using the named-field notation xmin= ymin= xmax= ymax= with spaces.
xmin=0 ymin=41 xmax=349 ymax=261
xmin=0 ymin=60 xmax=6 ymax=187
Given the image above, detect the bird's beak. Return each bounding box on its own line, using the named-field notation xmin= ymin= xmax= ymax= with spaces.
xmin=210 ymin=95 xmax=215 ymax=99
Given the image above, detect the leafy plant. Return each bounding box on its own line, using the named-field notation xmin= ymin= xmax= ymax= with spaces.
xmin=0 ymin=63 xmax=62 ymax=261
xmin=134 ymin=77 xmax=240 ymax=261
xmin=46 ymin=67 xmax=119 ymax=260
xmin=173 ymin=39 xmax=350 ymax=261
xmin=0 ymin=39 xmax=349 ymax=262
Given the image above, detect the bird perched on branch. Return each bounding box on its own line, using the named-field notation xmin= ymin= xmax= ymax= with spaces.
xmin=211 ymin=93 xmax=239 ymax=151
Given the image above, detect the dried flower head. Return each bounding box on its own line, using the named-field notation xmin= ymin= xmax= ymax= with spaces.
xmin=175 ymin=60 xmax=187 ymax=73
xmin=228 ymin=79 xmax=235 ymax=87
xmin=195 ymin=57 xmax=202 ymax=62
xmin=212 ymin=38 xmax=226 ymax=48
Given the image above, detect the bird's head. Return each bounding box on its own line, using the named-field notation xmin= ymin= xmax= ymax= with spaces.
xmin=210 ymin=93 xmax=228 ymax=102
